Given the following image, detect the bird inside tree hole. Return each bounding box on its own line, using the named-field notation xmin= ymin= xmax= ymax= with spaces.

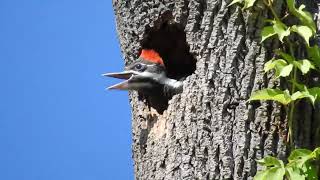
xmin=138 ymin=21 xmax=197 ymax=113
xmin=104 ymin=18 xmax=197 ymax=114
xmin=141 ymin=22 xmax=196 ymax=80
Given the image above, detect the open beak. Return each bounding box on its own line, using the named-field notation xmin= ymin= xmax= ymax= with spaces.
xmin=102 ymin=71 xmax=136 ymax=90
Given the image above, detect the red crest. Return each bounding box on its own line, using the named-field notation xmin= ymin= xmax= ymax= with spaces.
xmin=140 ymin=49 xmax=164 ymax=66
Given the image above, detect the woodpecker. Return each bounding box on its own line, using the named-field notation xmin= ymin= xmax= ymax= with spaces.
xmin=103 ymin=49 xmax=183 ymax=111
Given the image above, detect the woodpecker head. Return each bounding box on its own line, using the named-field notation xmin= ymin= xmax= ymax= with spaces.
xmin=103 ymin=49 xmax=178 ymax=95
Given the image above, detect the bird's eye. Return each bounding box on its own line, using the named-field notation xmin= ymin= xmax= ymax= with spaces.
xmin=135 ymin=63 xmax=143 ymax=70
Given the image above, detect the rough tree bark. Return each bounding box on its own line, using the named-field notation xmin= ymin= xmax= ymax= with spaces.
xmin=112 ymin=0 xmax=320 ymax=179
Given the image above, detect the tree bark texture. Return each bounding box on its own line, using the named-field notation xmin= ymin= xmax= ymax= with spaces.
xmin=112 ymin=0 xmax=320 ymax=179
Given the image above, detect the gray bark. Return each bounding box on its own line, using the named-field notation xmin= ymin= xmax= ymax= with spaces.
xmin=112 ymin=0 xmax=320 ymax=179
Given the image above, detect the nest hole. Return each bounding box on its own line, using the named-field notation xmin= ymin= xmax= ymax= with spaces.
xmin=139 ymin=18 xmax=197 ymax=114
xmin=141 ymin=21 xmax=196 ymax=80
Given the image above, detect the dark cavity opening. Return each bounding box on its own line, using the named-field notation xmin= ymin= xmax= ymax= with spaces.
xmin=139 ymin=15 xmax=197 ymax=114
xmin=141 ymin=22 xmax=196 ymax=80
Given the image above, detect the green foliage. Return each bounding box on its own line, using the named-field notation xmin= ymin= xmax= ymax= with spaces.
xmin=254 ymin=148 xmax=320 ymax=180
xmin=246 ymin=0 xmax=320 ymax=107
xmin=229 ymin=0 xmax=320 ymax=131
xmin=276 ymin=51 xmax=295 ymax=63
xmin=264 ymin=59 xmax=291 ymax=77
xmin=291 ymin=25 xmax=313 ymax=46
xmin=307 ymin=45 xmax=320 ymax=68
xmin=229 ymin=0 xmax=320 ymax=179
xmin=286 ymin=0 xmax=316 ymax=34
xmin=255 ymin=156 xmax=285 ymax=180
xmin=273 ymin=20 xmax=291 ymax=42
xmin=264 ymin=58 xmax=315 ymax=77
xmin=228 ymin=0 xmax=242 ymax=7
xmin=228 ymin=0 xmax=257 ymax=9
xmin=249 ymin=87 xmax=320 ymax=106
xmin=243 ymin=0 xmax=257 ymax=9
xmin=260 ymin=20 xmax=291 ymax=42
xmin=292 ymin=60 xmax=315 ymax=75
xmin=249 ymin=89 xmax=292 ymax=105
xmin=261 ymin=26 xmax=276 ymax=42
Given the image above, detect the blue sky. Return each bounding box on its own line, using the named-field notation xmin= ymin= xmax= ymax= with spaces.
xmin=0 ymin=0 xmax=133 ymax=179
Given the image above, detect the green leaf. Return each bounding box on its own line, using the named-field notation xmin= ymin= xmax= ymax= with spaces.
xmin=302 ymin=161 xmax=319 ymax=180
xmin=243 ymin=0 xmax=257 ymax=9
xmin=264 ymin=59 xmax=287 ymax=73
xmin=257 ymin=156 xmax=284 ymax=167
xmin=249 ymin=89 xmax=292 ymax=105
xmin=291 ymin=25 xmax=313 ymax=46
xmin=291 ymin=91 xmax=307 ymax=101
xmin=261 ymin=26 xmax=276 ymax=42
xmin=286 ymin=148 xmax=320 ymax=180
xmin=228 ymin=0 xmax=243 ymax=7
xmin=286 ymin=167 xmax=305 ymax=180
xmin=289 ymin=80 xmax=305 ymax=91
xmin=279 ymin=64 xmax=293 ymax=77
xmin=264 ymin=59 xmax=274 ymax=72
xmin=291 ymin=90 xmax=317 ymax=105
xmin=254 ymin=167 xmax=285 ymax=180
xmin=286 ymin=0 xmax=316 ymax=34
xmin=306 ymin=94 xmax=317 ymax=106
xmin=287 ymin=149 xmax=314 ymax=172
xmin=274 ymin=61 xmax=289 ymax=78
xmin=308 ymin=87 xmax=320 ymax=104
xmin=293 ymin=59 xmax=315 ymax=74
xmin=307 ymin=45 xmax=320 ymax=69
xmin=308 ymin=95 xmax=317 ymax=106
xmin=312 ymin=147 xmax=320 ymax=157
xmin=254 ymin=170 xmax=270 ymax=180
xmin=273 ymin=20 xmax=290 ymax=42
xmin=289 ymin=149 xmax=313 ymax=161
xmin=298 ymin=87 xmax=317 ymax=105
xmin=275 ymin=51 xmax=295 ymax=63
xmin=255 ymin=156 xmax=285 ymax=180
xmin=264 ymin=58 xmax=289 ymax=78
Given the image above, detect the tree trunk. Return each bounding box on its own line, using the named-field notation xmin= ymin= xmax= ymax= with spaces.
xmin=112 ymin=0 xmax=320 ymax=179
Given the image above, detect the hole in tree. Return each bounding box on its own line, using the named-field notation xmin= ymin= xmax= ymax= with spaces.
xmin=139 ymin=15 xmax=197 ymax=114
xmin=141 ymin=21 xmax=196 ymax=80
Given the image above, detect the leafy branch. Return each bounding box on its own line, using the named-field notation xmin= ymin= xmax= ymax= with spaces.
xmin=255 ymin=148 xmax=320 ymax=180
xmin=231 ymin=0 xmax=319 ymax=142
xmin=229 ymin=0 xmax=320 ymax=179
